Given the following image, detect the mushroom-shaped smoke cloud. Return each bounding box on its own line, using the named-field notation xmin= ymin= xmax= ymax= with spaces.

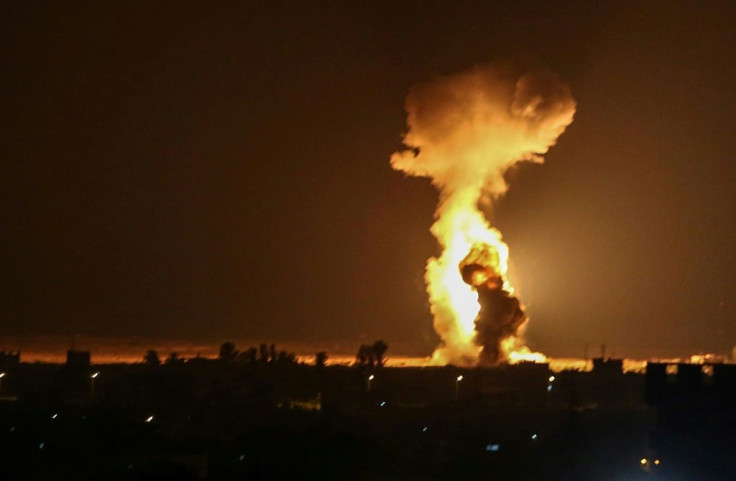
xmin=391 ymin=63 xmax=576 ymax=366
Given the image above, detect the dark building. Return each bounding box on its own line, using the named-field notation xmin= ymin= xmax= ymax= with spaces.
xmin=66 ymin=350 xmax=91 ymax=369
xmin=0 ymin=351 xmax=20 ymax=371
xmin=713 ymin=363 xmax=736 ymax=398
xmin=592 ymin=357 xmax=623 ymax=376
xmin=645 ymin=361 xmax=736 ymax=480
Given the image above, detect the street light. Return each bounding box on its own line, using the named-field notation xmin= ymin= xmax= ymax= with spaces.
xmin=455 ymin=375 xmax=463 ymax=401
xmin=90 ymin=372 xmax=99 ymax=399
xmin=547 ymin=375 xmax=555 ymax=393
xmin=367 ymin=374 xmax=375 ymax=391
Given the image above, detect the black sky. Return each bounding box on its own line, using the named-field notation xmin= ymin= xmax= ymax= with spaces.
xmin=1 ymin=1 xmax=735 ymax=357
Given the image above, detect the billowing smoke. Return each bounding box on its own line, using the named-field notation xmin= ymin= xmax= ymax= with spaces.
xmin=460 ymin=244 xmax=527 ymax=365
xmin=391 ymin=63 xmax=575 ymax=366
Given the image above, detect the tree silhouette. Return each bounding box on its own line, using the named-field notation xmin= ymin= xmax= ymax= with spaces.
xmin=219 ymin=342 xmax=238 ymax=363
xmin=315 ymin=351 xmax=328 ymax=369
xmin=144 ymin=350 xmax=161 ymax=367
xmin=373 ymin=340 xmax=388 ymax=368
xmin=238 ymin=347 xmax=258 ymax=364
xmin=269 ymin=344 xmax=277 ymax=364
xmin=355 ymin=341 xmax=389 ymax=368
xmin=165 ymin=352 xmax=184 ymax=365
xmin=356 ymin=344 xmax=376 ymax=368
xmin=259 ymin=343 xmax=269 ymax=364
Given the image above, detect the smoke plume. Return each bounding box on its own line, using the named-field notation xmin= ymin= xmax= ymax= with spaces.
xmin=391 ymin=63 xmax=575 ymax=366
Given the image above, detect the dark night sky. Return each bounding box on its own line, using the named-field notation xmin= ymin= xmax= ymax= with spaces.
xmin=1 ymin=1 xmax=735 ymax=357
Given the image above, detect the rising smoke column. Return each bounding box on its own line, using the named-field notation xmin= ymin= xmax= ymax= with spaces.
xmin=391 ymin=64 xmax=576 ymax=366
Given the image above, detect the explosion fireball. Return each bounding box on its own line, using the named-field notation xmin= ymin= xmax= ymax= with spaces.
xmin=391 ymin=64 xmax=576 ymax=366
